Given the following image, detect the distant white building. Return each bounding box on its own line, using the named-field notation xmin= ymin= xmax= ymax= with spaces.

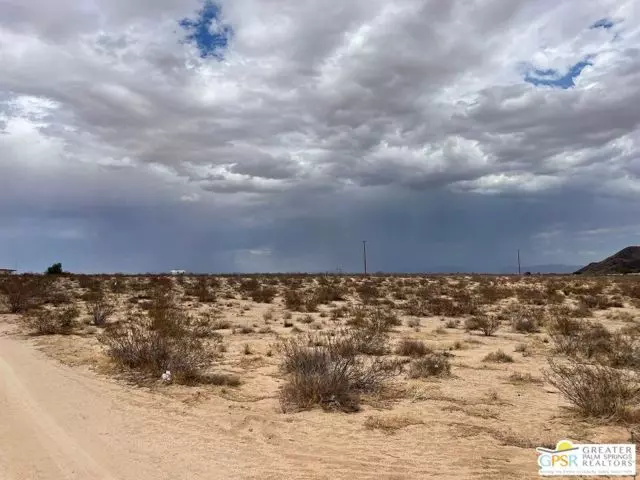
xmin=170 ymin=270 xmax=186 ymax=275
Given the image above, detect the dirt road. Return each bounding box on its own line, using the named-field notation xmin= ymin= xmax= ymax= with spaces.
xmin=0 ymin=323 xmax=530 ymax=480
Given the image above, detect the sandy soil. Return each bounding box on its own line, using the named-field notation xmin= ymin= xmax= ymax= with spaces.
xmin=0 ymin=275 xmax=637 ymax=479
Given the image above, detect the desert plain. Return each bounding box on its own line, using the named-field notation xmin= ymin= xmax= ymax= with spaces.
xmin=1 ymin=273 xmax=639 ymax=479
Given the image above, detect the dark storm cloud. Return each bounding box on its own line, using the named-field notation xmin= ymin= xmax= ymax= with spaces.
xmin=1 ymin=0 xmax=639 ymax=272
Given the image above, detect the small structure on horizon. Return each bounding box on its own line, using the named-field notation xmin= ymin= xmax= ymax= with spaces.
xmin=170 ymin=269 xmax=187 ymax=276
xmin=0 ymin=268 xmax=16 ymax=275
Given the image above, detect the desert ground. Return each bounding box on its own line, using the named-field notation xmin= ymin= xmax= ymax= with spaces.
xmin=1 ymin=273 xmax=639 ymax=479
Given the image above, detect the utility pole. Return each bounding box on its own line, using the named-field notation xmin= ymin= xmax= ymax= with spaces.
xmin=517 ymin=249 xmax=521 ymax=275
xmin=362 ymin=240 xmax=368 ymax=276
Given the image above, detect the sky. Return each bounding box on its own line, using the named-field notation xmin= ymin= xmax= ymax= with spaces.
xmin=1 ymin=0 xmax=640 ymax=273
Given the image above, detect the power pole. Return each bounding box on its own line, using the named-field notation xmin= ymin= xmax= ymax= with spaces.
xmin=517 ymin=249 xmax=521 ymax=275
xmin=362 ymin=240 xmax=368 ymax=276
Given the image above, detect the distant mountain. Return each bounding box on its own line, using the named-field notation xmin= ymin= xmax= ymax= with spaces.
xmin=575 ymin=246 xmax=640 ymax=275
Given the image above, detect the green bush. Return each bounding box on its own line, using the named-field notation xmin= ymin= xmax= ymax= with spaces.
xmin=46 ymin=263 xmax=63 ymax=275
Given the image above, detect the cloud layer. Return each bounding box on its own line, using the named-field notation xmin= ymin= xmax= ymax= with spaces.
xmin=1 ymin=0 xmax=639 ymax=272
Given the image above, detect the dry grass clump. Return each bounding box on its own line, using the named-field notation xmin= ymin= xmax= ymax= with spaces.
xmin=483 ymin=350 xmax=514 ymax=363
xmin=201 ymin=373 xmax=241 ymax=387
xmin=395 ymin=339 xmax=432 ymax=357
xmin=278 ymin=333 xmax=401 ymax=412
xmin=465 ymin=315 xmax=500 ymax=336
xmin=364 ymin=414 xmax=423 ymax=433
xmin=511 ymin=309 xmax=540 ymax=333
xmin=444 ymin=319 xmax=459 ymax=329
xmin=406 ymin=317 xmax=421 ymax=328
xmin=23 ymin=306 xmax=80 ymax=335
xmin=408 ymin=353 xmax=451 ymax=378
xmin=86 ymin=293 xmax=116 ymax=326
xmin=233 ymin=325 xmax=255 ymax=334
xmin=545 ymin=359 xmax=640 ymax=419
xmin=507 ymin=372 xmax=543 ymax=384
xmin=210 ymin=318 xmax=233 ymax=330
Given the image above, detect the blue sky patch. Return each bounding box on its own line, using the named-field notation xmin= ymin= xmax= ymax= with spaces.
xmin=591 ymin=18 xmax=615 ymax=30
xmin=179 ymin=1 xmax=232 ymax=59
xmin=524 ymin=58 xmax=593 ymax=89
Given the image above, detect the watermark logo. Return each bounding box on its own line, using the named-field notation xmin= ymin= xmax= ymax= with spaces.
xmin=537 ymin=440 xmax=636 ymax=476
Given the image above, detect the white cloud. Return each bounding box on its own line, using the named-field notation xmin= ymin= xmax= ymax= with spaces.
xmin=2 ymin=0 xmax=640 ymax=271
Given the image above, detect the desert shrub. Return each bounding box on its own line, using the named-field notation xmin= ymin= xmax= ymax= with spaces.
xmin=357 ymin=283 xmax=380 ymax=304
xmin=190 ymin=277 xmax=216 ymax=303
xmin=396 ymin=339 xmax=432 ymax=357
xmin=426 ymin=297 xmax=458 ymax=316
xmin=516 ymin=287 xmax=548 ymax=305
xmin=145 ymin=290 xmax=184 ymax=336
xmin=300 ymin=314 xmax=314 ymax=324
xmin=239 ymin=278 xmax=259 ymax=293
xmin=512 ymin=311 xmax=540 ymax=333
xmin=403 ymin=298 xmax=426 ymax=316
xmin=87 ymin=293 xmax=116 ymax=326
xmin=304 ymin=294 xmax=320 ymax=312
xmin=605 ymin=334 xmax=640 ymax=370
xmin=109 ymin=277 xmax=127 ymax=294
xmin=329 ymin=306 xmax=346 ymax=322
xmin=545 ymin=359 xmax=640 ymax=418
xmin=578 ymin=294 xmax=623 ymax=311
xmin=263 ymin=309 xmax=275 ymax=322
xmin=0 ymin=276 xmax=46 ymax=313
xmin=313 ymin=285 xmax=345 ymax=304
xmin=76 ymin=275 xmax=101 ymax=292
xmin=100 ymin=311 xmax=214 ymax=384
xmin=483 ymin=350 xmax=514 ymax=363
xmin=547 ymin=315 xmax=584 ymax=336
xmin=550 ymin=321 xmax=607 ymax=357
xmin=551 ymin=320 xmax=640 ymax=369
xmin=577 ymin=323 xmax=613 ymax=358
xmin=477 ymin=283 xmax=514 ymax=304
xmin=348 ymin=308 xmax=397 ymax=355
xmin=23 ymin=307 xmax=80 ymax=335
xmin=465 ymin=315 xmax=500 ymax=336
xmin=278 ymin=333 xmax=400 ymax=412
xmin=44 ymin=289 xmax=73 ymax=306
xmin=283 ymin=289 xmax=304 ymax=311
xmin=408 ymin=353 xmax=451 ymax=378
xmin=250 ymin=287 xmax=277 ymax=303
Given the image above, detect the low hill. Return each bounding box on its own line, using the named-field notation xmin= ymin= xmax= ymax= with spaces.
xmin=575 ymin=246 xmax=640 ymax=275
